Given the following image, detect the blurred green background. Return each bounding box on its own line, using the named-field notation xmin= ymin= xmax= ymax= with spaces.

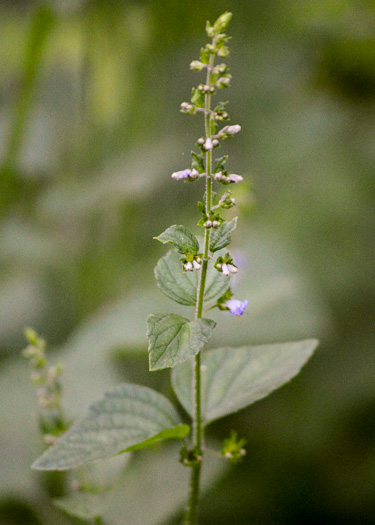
xmin=1 ymin=0 xmax=375 ymax=523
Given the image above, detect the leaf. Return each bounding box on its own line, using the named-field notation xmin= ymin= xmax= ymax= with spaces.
xmin=209 ymin=217 xmax=237 ymax=252
xmin=147 ymin=313 xmax=216 ymax=371
xmin=191 ymin=87 xmax=204 ymax=108
xmin=32 ymin=383 xmax=188 ymax=470
xmin=54 ymin=492 xmax=107 ymax=521
xmin=214 ymin=155 xmax=228 ymax=173
xmin=191 ymin=151 xmax=205 ymax=173
xmin=154 ymin=225 xmax=199 ymax=254
xmin=172 ymin=339 xmax=319 ymax=425
xmin=154 ymin=250 xmax=231 ymax=306
xmin=200 ymin=47 xmax=209 ymax=64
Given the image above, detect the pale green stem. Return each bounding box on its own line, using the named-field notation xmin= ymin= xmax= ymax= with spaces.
xmin=185 ymin=50 xmax=216 ymax=525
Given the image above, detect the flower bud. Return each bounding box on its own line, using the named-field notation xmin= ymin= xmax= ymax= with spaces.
xmin=212 ymin=139 xmax=219 ymax=147
xmin=227 ymin=125 xmax=241 ymax=134
xmin=190 ymin=60 xmax=205 ymax=71
xmin=180 ymin=102 xmax=193 ymax=113
xmin=203 ymin=138 xmax=213 ymax=151
xmin=228 ymin=173 xmax=243 ymax=183
xmin=197 ymin=138 xmax=205 ymax=146
xmin=204 ymin=220 xmax=213 ymax=228
xmin=171 ymin=169 xmax=191 ymax=181
xmin=214 ymin=172 xmax=224 ymax=181
xmin=212 ymin=220 xmax=220 ymax=228
xmin=217 ymin=77 xmax=231 ymax=88
xmin=214 ymin=12 xmax=232 ymax=32
xmin=227 ymin=264 xmax=238 ymax=274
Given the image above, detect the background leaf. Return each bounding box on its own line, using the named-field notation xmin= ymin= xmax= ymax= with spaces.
xmin=154 ymin=249 xmax=231 ymax=306
xmin=147 ymin=313 xmax=215 ymax=371
xmin=54 ymin=492 xmax=106 ymax=521
xmin=209 ymin=217 xmax=238 ymax=253
xmin=172 ymin=340 xmax=319 ymax=424
xmin=154 ymin=225 xmax=199 ymax=254
xmin=32 ymin=383 xmax=187 ymax=470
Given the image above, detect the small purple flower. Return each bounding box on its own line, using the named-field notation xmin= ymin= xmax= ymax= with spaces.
xmin=171 ymin=169 xmax=191 ymax=180
xmin=228 ymin=173 xmax=243 ymax=183
xmin=225 ymin=299 xmax=249 ymax=316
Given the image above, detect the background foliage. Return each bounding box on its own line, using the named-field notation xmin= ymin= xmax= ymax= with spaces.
xmin=1 ymin=0 xmax=374 ymax=523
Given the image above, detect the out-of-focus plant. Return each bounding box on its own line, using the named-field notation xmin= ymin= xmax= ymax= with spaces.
xmin=26 ymin=13 xmax=318 ymax=525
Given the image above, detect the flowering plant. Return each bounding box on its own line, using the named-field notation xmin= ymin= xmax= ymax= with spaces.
xmin=26 ymin=13 xmax=318 ymax=525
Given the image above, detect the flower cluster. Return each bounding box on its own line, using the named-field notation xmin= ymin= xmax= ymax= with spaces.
xmin=172 ymin=12 xmax=248 ymax=317
xmin=221 ymin=431 xmax=247 ymax=464
xmin=22 ymin=328 xmax=67 ymax=442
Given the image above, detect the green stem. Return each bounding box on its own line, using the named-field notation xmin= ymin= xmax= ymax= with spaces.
xmin=185 ymin=51 xmax=216 ymax=525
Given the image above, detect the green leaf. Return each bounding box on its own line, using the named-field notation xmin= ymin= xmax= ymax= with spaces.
xmin=209 ymin=217 xmax=237 ymax=252
xmin=214 ymin=155 xmax=228 ymax=173
xmin=210 ymin=119 xmax=218 ymax=135
xmin=172 ymin=340 xmax=319 ymax=425
xmin=154 ymin=225 xmax=199 ymax=254
xmin=147 ymin=313 xmax=216 ymax=371
xmin=191 ymin=151 xmax=205 ymax=173
xmin=154 ymin=250 xmax=231 ymax=306
xmin=124 ymin=424 xmax=190 ymax=451
xmin=191 ymin=87 xmax=204 ymax=108
xmin=200 ymin=47 xmax=209 ymax=64
xmin=32 ymin=383 xmax=187 ymax=470
xmin=54 ymin=492 xmax=106 ymax=521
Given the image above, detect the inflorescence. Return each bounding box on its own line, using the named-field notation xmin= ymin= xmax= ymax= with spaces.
xmin=172 ymin=12 xmax=248 ymax=316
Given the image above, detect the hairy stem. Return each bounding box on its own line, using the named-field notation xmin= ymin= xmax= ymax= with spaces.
xmin=185 ymin=51 xmax=215 ymax=525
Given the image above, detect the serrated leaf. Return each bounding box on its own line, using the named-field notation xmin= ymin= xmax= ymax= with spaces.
xmin=191 ymin=151 xmax=205 ymax=173
xmin=191 ymin=87 xmax=204 ymax=108
xmin=172 ymin=339 xmax=319 ymax=425
xmin=154 ymin=225 xmax=199 ymax=254
xmin=147 ymin=313 xmax=216 ymax=371
xmin=209 ymin=217 xmax=237 ymax=252
xmin=32 ymin=383 xmax=187 ymax=470
xmin=154 ymin=250 xmax=231 ymax=306
xmin=214 ymin=155 xmax=228 ymax=173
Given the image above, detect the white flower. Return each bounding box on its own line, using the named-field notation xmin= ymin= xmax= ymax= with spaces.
xmin=226 ymin=125 xmax=241 ymax=134
xmin=193 ymin=259 xmax=201 ymax=270
xmin=227 ymin=264 xmax=238 ymax=273
xmin=184 ymin=261 xmax=193 ymax=271
xmin=228 ymin=173 xmax=243 ymax=183
xmin=203 ymin=138 xmax=213 ymax=150
xmin=222 ymin=263 xmax=230 ymax=276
